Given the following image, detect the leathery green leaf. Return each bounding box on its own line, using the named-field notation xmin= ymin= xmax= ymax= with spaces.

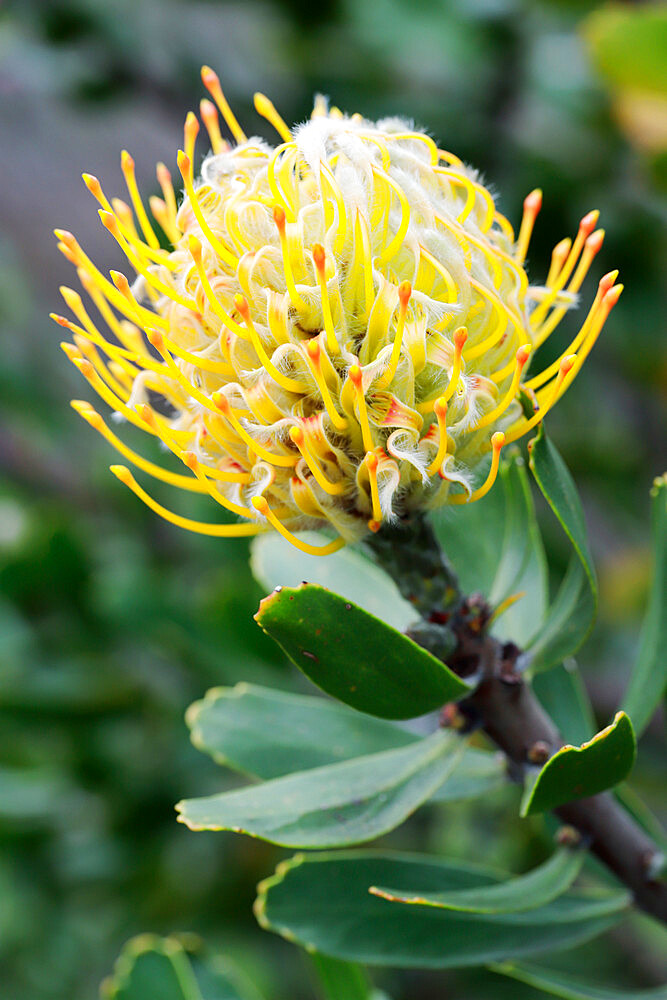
xmin=521 ymin=712 xmax=637 ymax=817
xmin=177 ymin=730 xmax=461 ymax=848
xmin=250 ymin=532 xmax=415 ymax=631
xmin=255 ymin=852 xmax=629 ymax=969
xmin=527 ymin=428 xmax=598 ymax=674
xmin=533 ymin=662 xmax=595 ymax=746
xmin=186 ymin=683 xmax=505 ymax=802
xmin=369 ymin=846 xmax=584 ymax=913
xmin=101 ymin=934 xmax=264 ymax=1000
xmin=491 ymin=960 xmax=667 ymax=999
xmin=622 ymin=475 xmax=667 ymax=736
xmin=254 ymin=584 xmax=468 ymax=719
xmin=488 ymin=450 xmax=548 ymax=646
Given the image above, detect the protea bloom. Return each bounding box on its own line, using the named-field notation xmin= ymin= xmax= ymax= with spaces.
xmin=54 ymin=67 xmax=621 ymax=555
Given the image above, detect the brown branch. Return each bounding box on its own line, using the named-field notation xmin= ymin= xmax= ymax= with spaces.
xmin=469 ymin=649 xmax=667 ymax=923
xmin=366 ymin=515 xmax=667 ymax=925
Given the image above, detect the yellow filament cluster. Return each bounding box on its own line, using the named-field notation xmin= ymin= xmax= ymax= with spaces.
xmin=55 ymin=67 xmax=621 ymax=554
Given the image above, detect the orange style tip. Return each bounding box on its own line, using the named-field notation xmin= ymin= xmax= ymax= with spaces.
xmin=50 ymin=313 xmax=68 ymax=327
xmin=99 ymin=210 xmax=116 ymax=231
xmin=146 ymin=328 xmax=164 ymax=350
xmin=553 ymin=237 xmax=571 ymax=260
xmin=82 ymin=172 xmax=101 ymax=194
xmin=604 ymin=284 xmax=623 ymax=308
xmin=289 ymin=425 xmax=305 ymax=445
xmin=560 ymin=355 xmax=577 ymax=376
xmin=212 ymin=392 xmax=230 ymax=414
xmin=306 ymin=338 xmax=320 ymax=360
xmin=110 ymin=464 xmax=133 ymax=485
xmin=201 ymin=65 xmax=219 ymax=87
xmin=200 ymin=98 xmax=217 ymax=117
xmin=254 ymin=92 xmax=271 ymax=114
xmin=365 ymin=452 xmax=379 ymax=472
xmin=349 ymin=364 xmax=362 ymax=385
xmin=156 ymin=161 xmax=171 ymax=182
xmin=120 ymin=150 xmax=134 ymax=170
xmin=60 ymin=342 xmax=80 ymax=360
xmin=580 ymin=209 xmax=600 ymax=234
xmin=491 ymin=431 xmax=505 ymax=449
xmin=598 ymin=270 xmax=619 ymax=293
xmin=176 ymin=150 xmax=191 ymax=174
xmin=185 ymin=110 xmax=200 ymax=132
xmin=69 ymin=398 xmax=90 ymax=413
xmin=524 ymin=188 xmax=542 ymax=214
xmin=272 ymin=204 xmax=286 ymax=230
xmin=585 ymin=228 xmax=605 ymax=254
xmin=76 ymin=358 xmax=94 ymax=377
xmin=368 ymin=519 xmax=382 ymax=533
xmin=251 ymin=495 xmax=269 ymax=515
xmin=233 ymin=293 xmax=250 ymax=318
xmin=434 ymin=397 xmax=448 ymax=418
xmin=182 ymin=451 xmax=198 ymax=471
xmin=398 ymin=280 xmax=412 ymax=305
xmin=312 ymin=243 xmax=326 ymax=271
xmin=188 ymin=234 xmax=202 ymax=258
xmin=517 ymin=344 xmax=532 ymax=366
xmin=110 ymin=269 xmax=128 ymax=288
xmin=454 ymin=326 xmax=468 ymax=350
xmin=59 ymin=285 xmax=81 ymax=306
xmin=139 ymin=404 xmax=155 ymax=424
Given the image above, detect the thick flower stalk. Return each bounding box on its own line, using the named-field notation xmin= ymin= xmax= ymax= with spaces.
xmin=55 ymin=68 xmax=621 ymax=554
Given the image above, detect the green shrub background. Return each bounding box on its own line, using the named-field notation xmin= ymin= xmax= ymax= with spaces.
xmin=0 ymin=1 xmax=664 ymax=996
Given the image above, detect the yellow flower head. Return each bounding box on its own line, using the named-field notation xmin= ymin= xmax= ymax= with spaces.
xmin=55 ymin=67 xmax=622 ymax=555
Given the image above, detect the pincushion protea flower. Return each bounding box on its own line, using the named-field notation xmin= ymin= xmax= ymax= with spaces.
xmin=54 ymin=67 xmax=622 ymax=555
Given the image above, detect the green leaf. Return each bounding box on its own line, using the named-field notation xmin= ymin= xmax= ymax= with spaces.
xmin=533 ymin=662 xmax=595 ymax=746
xmin=521 ymin=712 xmax=637 ymax=817
xmin=430 ymin=745 xmax=506 ymax=803
xmin=622 ymin=476 xmax=667 ymax=736
xmin=250 ymin=532 xmax=415 ymax=631
xmin=434 ymin=458 xmax=508 ymax=596
xmin=101 ymin=934 xmax=264 ymax=1000
xmin=187 ymin=683 xmax=415 ymax=778
xmin=527 ymin=429 xmax=598 ymax=674
xmin=256 ymin=852 xmax=629 ymax=969
xmin=369 ymin=846 xmax=584 ymax=913
xmin=488 ymin=450 xmax=549 ymax=646
xmin=187 ymin=683 xmax=504 ymax=802
xmin=309 ymin=954 xmax=375 ymax=1000
xmin=491 ymin=960 xmax=667 ymax=999
xmin=254 ymin=584 xmax=468 ymax=719
xmin=177 ymin=730 xmax=461 ymax=848
xmin=434 ymin=451 xmax=548 ymax=646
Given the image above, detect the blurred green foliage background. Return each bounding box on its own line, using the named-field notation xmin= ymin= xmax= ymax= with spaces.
xmin=0 ymin=1 xmax=665 ymax=997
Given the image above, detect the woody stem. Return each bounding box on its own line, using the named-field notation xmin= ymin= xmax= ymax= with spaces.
xmin=365 ymin=514 xmax=667 ymax=924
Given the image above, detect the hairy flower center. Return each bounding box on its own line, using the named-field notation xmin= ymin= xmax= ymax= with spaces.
xmin=55 ymin=68 xmax=621 ymax=554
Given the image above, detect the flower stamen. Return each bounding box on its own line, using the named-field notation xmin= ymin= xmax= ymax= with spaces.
xmin=515 ymin=188 xmax=542 ymax=264
xmin=426 ymin=398 xmax=449 ymax=476
xmin=448 ymin=431 xmax=504 ymax=504
xmin=251 ymin=495 xmax=345 ymax=555
xmin=111 ymin=464 xmax=261 ymax=535
xmin=200 ymin=66 xmax=247 ymax=145
xmin=475 ymin=344 xmax=531 ymax=429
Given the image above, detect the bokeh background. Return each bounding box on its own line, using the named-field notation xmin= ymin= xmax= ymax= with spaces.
xmin=0 ymin=1 xmax=665 ymax=997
